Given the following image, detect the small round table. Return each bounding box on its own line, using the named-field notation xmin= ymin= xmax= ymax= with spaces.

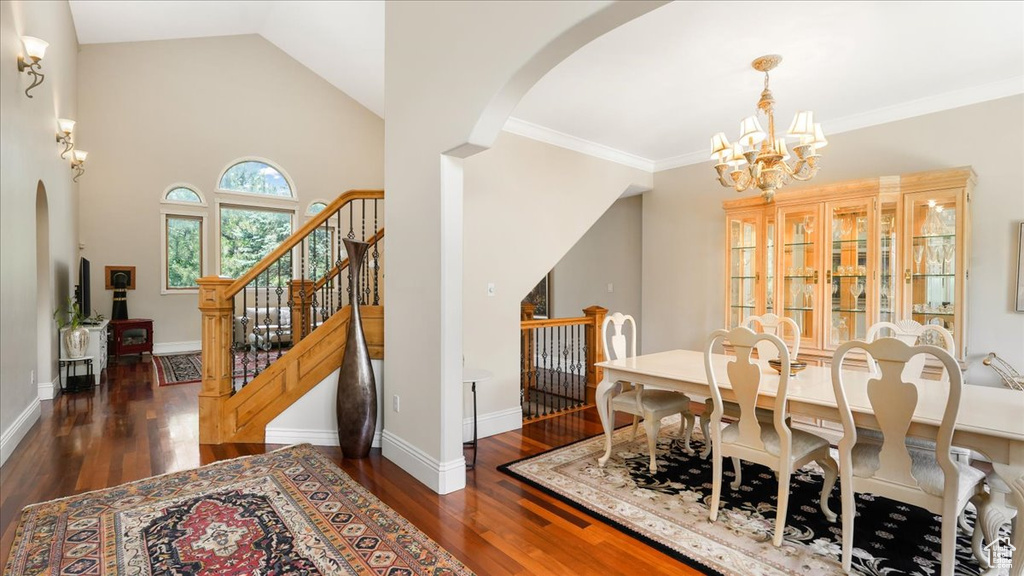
xmin=58 ymin=356 xmax=94 ymax=393
xmin=462 ymin=368 xmax=493 ymax=470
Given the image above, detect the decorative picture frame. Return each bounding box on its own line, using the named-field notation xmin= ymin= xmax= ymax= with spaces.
xmin=523 ymin=273 xmax=552 ymax=318
xmin=1016 ymin=222 xmax=1024 ymax=312
xmin=105 ymin=265 xmax=136 ymax=290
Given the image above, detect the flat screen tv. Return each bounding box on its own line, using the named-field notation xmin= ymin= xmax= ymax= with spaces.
xmin=76 ymin=257 xmax=91 ymax=318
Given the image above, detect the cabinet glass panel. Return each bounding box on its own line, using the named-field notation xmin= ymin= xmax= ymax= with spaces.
xmin=909 ymin=196 xmax=956 ymax=336
xmin=879 ymin=203 xmax=898 ymax=324
xmin=782 ymin=209 xmax=817 ymax=342
xmin=765 ymin=218 xmax=775 ymax=312
xmin=829 ymin=203 xmax=869 ymax=346
xmin=728 ymin=215 xmax=758 ymax=328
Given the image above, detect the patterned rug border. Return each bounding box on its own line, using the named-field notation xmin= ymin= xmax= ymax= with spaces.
xmin=497 ymin=429 xmax=726 ymax=576
xmin=152 ymin=351 xmax=202 ymax=386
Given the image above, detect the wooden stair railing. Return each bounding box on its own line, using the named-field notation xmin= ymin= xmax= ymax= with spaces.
xmin=519 ymin=304 xmax=606 ymax=421
xmin=199 ymin=189 xmax=384 ymax=444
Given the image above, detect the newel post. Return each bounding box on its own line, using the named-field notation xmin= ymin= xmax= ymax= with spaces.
xmin=198 ymin=277 xmax=235 ymax=444
xmin=583 ymin=305 xmax=608 ymax=404
xmin=289 ymin=279 xmax=315 ymax=342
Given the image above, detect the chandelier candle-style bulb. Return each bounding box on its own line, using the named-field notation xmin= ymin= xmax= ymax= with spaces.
xmin=56 ymin=118 xmax=76 ymax=158
xmin=708 ymin=54 xmax=825 ymax=202
xmin=17 ymin=36 xmax=48 ymax=99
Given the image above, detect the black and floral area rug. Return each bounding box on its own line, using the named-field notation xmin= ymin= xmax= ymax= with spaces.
xmin=500 ymin=418 xmax=1004 ymax=576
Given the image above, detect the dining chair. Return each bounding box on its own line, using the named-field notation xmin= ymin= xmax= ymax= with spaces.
xmin=865 ymin=320 xmax=955 ymax=381
xmin=597 ymin=313 xmax=695 ymax=473
xmin=705 ymin=326 xmax=838 ymax=546
xmin=831 ymin=338 xmax=990 ymax=575
xmin=699 ymin=313 xmax=799 ymax=459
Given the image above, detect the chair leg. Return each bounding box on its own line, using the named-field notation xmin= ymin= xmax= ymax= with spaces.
xmin=970 ymin=491 xmax=992 ymax=569
xmin=817 ymin=454 xmax=839 ymax=522
xmin=679 ymin=411 xmax=695 ymax=455
xmin=631 ymin=415 xmax=641 ymax=440
xmin=939 ymin=499 xmax=958 ymax=576
xmin=730 ymin=457 xmax=743 ymax=490
xmin=840 ymin=469 xmax=854 ymax=573
xmin=643 ymin=415 xmax=660 ymax=474
xmin=710 ymin=450 xmax=723 ymax=523
xmin=773 ymin=469 xmax=792 ymax=547
xmin=699 ymin=413 xmax=712 ymax=460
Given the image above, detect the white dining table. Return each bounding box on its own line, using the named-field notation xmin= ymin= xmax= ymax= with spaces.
xmin=596 ymin=349 xmax=1024 ymax=576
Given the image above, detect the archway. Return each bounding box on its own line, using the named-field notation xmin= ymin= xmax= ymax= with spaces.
xmin=35 ymin=181 xmax=54 ymax=399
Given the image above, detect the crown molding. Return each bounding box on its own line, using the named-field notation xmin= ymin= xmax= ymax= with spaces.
xmin=503 ymin=117 xmax=655 ymax=172
xmin=653 ymin=75 xmax=1024 ymax=173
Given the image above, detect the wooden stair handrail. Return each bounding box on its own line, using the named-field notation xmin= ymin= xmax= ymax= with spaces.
xmin=310 ymin=228 xmax=386 ymax=294
xmin=520 ymin=316 xmax=590 ymax=330
xmin=226 ymin=189 xmax=384 ymax=297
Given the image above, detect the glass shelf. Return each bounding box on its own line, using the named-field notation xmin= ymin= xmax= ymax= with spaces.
xmin=912 ymin=312 xmax=954 ymax=317
xmin=913 ymin=234 xmax=956 ymax=240
xmin=784 ymin=307 xmax=813 ymax=311
xmin=784 ymin=242 xmax=814 ymax=248
xmin=731 ymin=305 xmax=755 ymax=309
xmin=832 ymin=238 xmax=867 ymax=244
xmin=832 ymin=308 xmax=866 ymax=313
xmin=730 ymin=276 xmax=756 ymax=279
xmin=912 ymin=273 xmax=955 ymax=278
xmin=731 ymin=246 xmax=757 ymax=250
xmin=832 ymin=274 xmax=866 ymax=278
xmin=784 ymin=275 xmax=815 ymax=279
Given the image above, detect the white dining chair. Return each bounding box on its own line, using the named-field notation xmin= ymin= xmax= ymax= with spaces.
xmin=865 ymin=320 xmax=955 ymax=381
xmin=597 ymin=313 xmax=695 ymax=473
xmin=831 ymin=338 xmax=990 ymax=575
xmin=699 ymin=313 xmax=799 ymax=459
xmin=705 ymin=326 xmax=838 ymax=546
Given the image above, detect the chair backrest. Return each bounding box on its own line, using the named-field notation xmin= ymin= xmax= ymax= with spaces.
xmin=602 ymin=312 xmax=637 ymax=362
xmin=705 ymin=326 xmax=792 ymax=458
xmin=832 ymin=337 xmax=962 ymax=491
xmin=743 ymin=313 xmax=801 ymax=361
xmin=866 ymin=320 xmax=955 ymax=381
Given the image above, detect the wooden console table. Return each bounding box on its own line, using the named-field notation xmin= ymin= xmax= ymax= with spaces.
xmin=110 ymin=318 xmax=153 ymax=359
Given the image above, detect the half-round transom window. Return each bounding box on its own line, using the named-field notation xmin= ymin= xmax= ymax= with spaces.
xmin=307 ymin=202 xmax=328 ymax=215
xmin=218 ymin=160 xmax=293 ymax=197
xmin=165 ymin=187 xmax=202 ymax=203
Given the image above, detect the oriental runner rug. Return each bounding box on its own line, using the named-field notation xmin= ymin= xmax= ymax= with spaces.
xmin=153 ymin=350 xmax=293 ymax=387
xmin=499 ymin=417 xmax=1003 ymax=576
xmin=5 ymin=444 xmax=473 ymax=575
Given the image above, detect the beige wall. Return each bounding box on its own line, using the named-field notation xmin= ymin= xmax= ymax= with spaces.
xmin=462 ymin=132 xmax=651 ymax=435
xmin=552 ymin=195 xmax=643 ymax=340
xmin=644 ymin=96 xmax=1024 ymax=386
xmin=76 ymin=35 xmax=384 ymax=347
xmin=0 ymin=0 xmax=79 ymax=461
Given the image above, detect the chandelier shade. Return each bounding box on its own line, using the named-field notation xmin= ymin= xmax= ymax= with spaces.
xmin=709 ymin=55 xmax=825 ymax=202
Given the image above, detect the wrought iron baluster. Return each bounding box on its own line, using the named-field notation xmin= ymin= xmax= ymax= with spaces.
xmin=275 ymin=259 xmax=284 ymax=360
xmin=336 ymin=209 xmax=343 ymax=311
xmin=240 ymin=285 xmax=250 ymax=387
xmin=347 ymin=203 xmax=355 ymax=303
xmin=372 ymin=199 xmax=380 ymax=305
xmin=300 ymin=235 xmax=307 ymax=341
xmin=262 ymin=268 xmax=272 ymax=375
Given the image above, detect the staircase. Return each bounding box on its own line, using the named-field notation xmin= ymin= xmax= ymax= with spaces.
xmin=198 ymin=190 xmax=384 ymax=444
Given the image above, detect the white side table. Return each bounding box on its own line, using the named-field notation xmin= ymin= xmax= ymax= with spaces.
xmin=58 ymin=356 xmax=94 ymax=393
xmin=463 ymin=368 xmax=493 ymax=469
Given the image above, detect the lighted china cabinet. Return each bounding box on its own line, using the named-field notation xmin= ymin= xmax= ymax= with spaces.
xmin=723 ymin=167 xmax=974 ymax=363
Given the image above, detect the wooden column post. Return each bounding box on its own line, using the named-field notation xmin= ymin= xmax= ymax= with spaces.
xmin=289 ymin=279 xmax=315 ymax=342
xmin=520 ymin=303 xmax=537 ymax=412
xmin=198 ymin=277 xmax=235 ymax=444
xmin=583 ymin=305 xmax=608 ymax=404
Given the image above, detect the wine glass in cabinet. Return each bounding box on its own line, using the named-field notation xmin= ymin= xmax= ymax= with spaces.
xmin=726 ymin=211 xmax=761 ymax=328
xmin=778 ymin=205 xmax=821 ymax=350
xmin=825 ymin=198 xmax=874 ymax=348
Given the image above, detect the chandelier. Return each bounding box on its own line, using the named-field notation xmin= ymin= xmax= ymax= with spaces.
xmin=710 ymin=55 xmax=827 ymax=202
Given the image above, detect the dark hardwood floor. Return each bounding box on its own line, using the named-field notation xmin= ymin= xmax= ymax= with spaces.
xmin=0 ymin=356 xmax=700 ymax=575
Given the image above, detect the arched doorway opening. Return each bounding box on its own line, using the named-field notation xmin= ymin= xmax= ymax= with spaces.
xmin=36 ymin=181 xmax=54 ymax=399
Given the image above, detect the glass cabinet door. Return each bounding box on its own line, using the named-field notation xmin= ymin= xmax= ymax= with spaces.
xmin=727 ymin=212 xmax=761 ymax=328
xmin=905 ymin=191 xmax=962 ymax=353
xmin=826 ymin=199 xmax=873 ymax=347
xmin=878 ymin=201 xmax=898 ymax=324
xmin=764 ymin=217 xmax=775 ymax=314
xmin=779 ymin=206 xmax=821 ymax=348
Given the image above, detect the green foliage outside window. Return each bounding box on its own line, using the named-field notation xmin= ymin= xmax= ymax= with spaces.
xmin=166 ymin=217 xmax=202 ymax=289
xmin=220 ymin=207 xmax=293 ymax=284
xmin=219 ymin=161 xmax=292 ymax=197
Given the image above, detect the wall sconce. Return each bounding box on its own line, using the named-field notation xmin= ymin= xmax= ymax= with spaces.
xmin=71 ymin=150 xmax=87 ymax=182
xmin=17 ymin=36 xmax=48 ymax=98
xmin=56 ymin=118 xmax=75 ymax=159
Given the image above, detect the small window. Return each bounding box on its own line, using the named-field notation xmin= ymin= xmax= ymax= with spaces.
xmin=165 ymin=215 xmax=203 ymax=290
xmin=166 ymin=187 xmax=202 ymax=203
xmin=307 ymin=201 xmax=328 ymax=215
xmin=219 ymin=160 xmax=293 ymax=198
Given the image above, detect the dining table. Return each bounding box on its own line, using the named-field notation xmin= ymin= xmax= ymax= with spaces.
xmin=596 ymin=349 xmax=1024 ymax=576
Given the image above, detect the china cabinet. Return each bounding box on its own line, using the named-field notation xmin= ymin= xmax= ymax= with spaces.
xmin=722 ymin=167 xmax=974 ymax=363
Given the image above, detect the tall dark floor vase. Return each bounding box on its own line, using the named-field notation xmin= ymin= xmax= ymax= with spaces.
xmin=336 ymin=238 xmax=377 ymax=458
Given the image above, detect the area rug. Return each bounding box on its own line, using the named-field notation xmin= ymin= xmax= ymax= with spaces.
xmin=154 ymin=350 xmax=292 ymax=387
xmin=5 ymin=444 xmax=473 ymax=575
xmin=499 ymin=418 xmax=1001 ymax=576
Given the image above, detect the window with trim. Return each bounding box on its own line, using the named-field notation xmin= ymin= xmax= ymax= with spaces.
xmin=220 ymin=205 xmax=293 ymax=283
xmin=307 ymin=201 xmax=328 ymax=215
xmin=219 ymin=160 xmax=293 ymax=198
xmin=165 ymin=215 xmax=203 ymax=290
xmin=165 ymin=186 xmax=203 ymax=204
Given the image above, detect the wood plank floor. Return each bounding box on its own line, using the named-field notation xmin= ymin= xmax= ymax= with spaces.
xmin=0 ymin=356 xmax=702 ymax=575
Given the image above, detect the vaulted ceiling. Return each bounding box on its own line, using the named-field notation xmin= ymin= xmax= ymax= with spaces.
xmin=68 ymin=1 xmax=1023 ymax=171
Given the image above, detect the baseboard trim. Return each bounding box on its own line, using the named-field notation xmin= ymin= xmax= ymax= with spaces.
xmin=381 ymin=429 xmax=465 ymax=494
xmin=463 ymin=406 xmax=522 ymax=442
xmin=1 ymin=398 xmax=41 ymax=467
xmin=265 ymin=427 xmax=382 ymax=449
xmin=38 ymin=376 xmax=59 ymax=401
xmin=153 ymin=341 xmax=201 ymax=355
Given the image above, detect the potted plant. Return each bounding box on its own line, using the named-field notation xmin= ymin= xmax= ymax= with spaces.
xmin=54 ymin=298 xmax=89 ymax=358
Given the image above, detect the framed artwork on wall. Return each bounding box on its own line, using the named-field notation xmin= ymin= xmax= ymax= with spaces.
xmin=1016 ymin=222 xmax=1024 ymax=312
xmin=523 ymin=273 xmax=552 ymax=318
xmin=105 ymin=265 xmax=136 ymax=290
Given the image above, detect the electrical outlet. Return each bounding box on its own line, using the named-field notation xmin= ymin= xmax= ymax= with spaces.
xmin=486 ymin=283 xmax=495 ymax=297
xmin=607 ymin=283 xmax=614 ymax=293
xmin=392 ymin=394 xmax=400 ymax=412
xmin=30 ymin=369 xmax=35 ymax=385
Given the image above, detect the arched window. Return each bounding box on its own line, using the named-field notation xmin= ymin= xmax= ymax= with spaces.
xmin=162 ymin=185 xmax=206 ymax=206
xmin=307 ymin=201 xmax=328 ymax=216
xmin=218 ymin=160 xmax=294 ymax=198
